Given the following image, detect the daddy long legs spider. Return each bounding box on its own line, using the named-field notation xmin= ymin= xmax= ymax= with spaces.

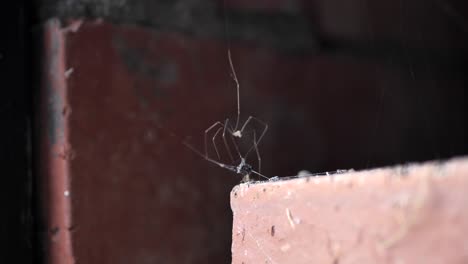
xmin=183 ymin=50 xmax=269 ymax=182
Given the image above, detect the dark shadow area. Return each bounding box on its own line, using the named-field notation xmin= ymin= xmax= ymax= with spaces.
xmin=0 ymin=1 xmax=35 ymax=263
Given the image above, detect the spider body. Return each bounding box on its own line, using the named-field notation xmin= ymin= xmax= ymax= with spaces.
xmin=232 ymin=130 xmax=242 ymax=138
xmin=216 ymin=158 xmax=252 ymax=177
xmin=236 ymin=158 xmax=253 ymax=175
xmin=216 ymin=158 xmax=254 ymax=182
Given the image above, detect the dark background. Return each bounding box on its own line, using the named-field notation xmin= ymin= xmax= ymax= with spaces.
xmin=0 ymin=1 xmax=33 ymax=262
xmin=1 ymin=0 xmax=467 ymax=262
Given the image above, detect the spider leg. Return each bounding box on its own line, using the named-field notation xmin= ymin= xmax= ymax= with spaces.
xmin=224 ymin=118 xmax=242 ymax=160
xmin=243 ymin=129 xmax=267 ymax=180
xmin=252 ymin=130 xmax=261 ymax=174
xmin=212 ymin=127 xmax=223 ymax=160
xmin=228 ymin=49 xmax=241 ymax=132
xmin=204 ymin=121 xmax=225 ymax=159
xmin=229 ymin=123 xmax=235 ymax=135
xmin=229 ymin=133 xmax=243 ymax=160
xmin=182 ymin=140 xmax=238 ymax=173
xmin=240 ymin=116 xmax=269 ymax=145
xmin=243 ymin=116 xmax=269 ymax=157
xmin=222 ymin=119 xmax=235 ymax=163
xmin=251 ymin=170 xmax=269 ymax=180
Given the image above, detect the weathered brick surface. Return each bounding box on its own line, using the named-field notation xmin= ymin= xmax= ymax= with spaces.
xmin=231 ymin=157 xmax=468 ymax=264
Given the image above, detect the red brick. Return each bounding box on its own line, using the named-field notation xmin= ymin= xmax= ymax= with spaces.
xmin=231 ymin=157 xmax=468 ymax=264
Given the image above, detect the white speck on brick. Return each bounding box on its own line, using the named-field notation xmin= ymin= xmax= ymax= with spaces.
xmin=65 ymin=68 xmax=74 ymax=78
xmin=280 ymin=243 xmax=291 ymax=252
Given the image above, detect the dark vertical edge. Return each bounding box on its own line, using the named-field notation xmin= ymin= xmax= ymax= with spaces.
xmin=24 ymin=1 xmax=35 ymax=263
xmin=32 ymin=7 xmax=44 ymax=264
xmin=0 ymin=1 xmax=33 ymax=263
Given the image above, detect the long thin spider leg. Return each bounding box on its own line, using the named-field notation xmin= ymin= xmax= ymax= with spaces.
xmin=222 ymin=119 xmax=235 ymax=163
xmin=228 ymin=50 xmax=241 ymax=132
xmin=239 ymin=116 xmax=253 ymax=135
xmin=251 ymin=170 xmax=269 ymax=180
xmin=229 ymin=123 xmax=235 ymax=134
xmin=230 ymin=133 xmax=243 ymax=160
xmin=240 ymin=116 xmax=269 ymax=145
xmin=204 ymin=121 xmax=225 ymax=159
xmin=182 ymin=140 xmax=237 ymax=173
xmin=212 ymin=127 xmax=223 ymax=160
xmin=225 ymin=119 xmax=242 ymax=160
xmin=253 ymin=130 xmax=261 ymax=174
xmin=244 ymin=117 xmax=269 ymax=157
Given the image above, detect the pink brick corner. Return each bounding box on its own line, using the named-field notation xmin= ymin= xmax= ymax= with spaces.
xmin=231 ymin=157 xmax=468 ymax=264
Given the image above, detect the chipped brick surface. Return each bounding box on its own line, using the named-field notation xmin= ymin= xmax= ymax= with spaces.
xmin=231 ymin=157 xmax=468 ymax=264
